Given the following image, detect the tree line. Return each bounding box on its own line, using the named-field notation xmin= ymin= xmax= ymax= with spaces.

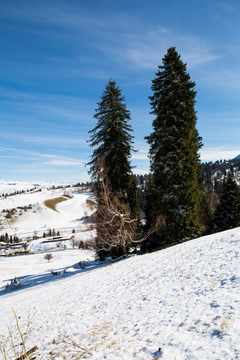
xmin=88 ymin=47 xmax=240 ymax=259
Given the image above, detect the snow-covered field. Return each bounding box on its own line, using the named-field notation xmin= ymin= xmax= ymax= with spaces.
xmin=0 ymin=180 xmax=94 ymax=238
xmin=1 ymin=226 xmax=240 ymax=359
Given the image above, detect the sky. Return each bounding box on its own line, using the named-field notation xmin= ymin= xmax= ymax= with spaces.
xmin=0 ymin=0 xmax=240 ymax=183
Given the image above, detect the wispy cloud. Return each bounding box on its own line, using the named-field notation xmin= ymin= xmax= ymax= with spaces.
xmin=200 ymin=147 xmax=240 ymax=162
xmin=0 ymin=1 xmax=106 ymax=31
xmin=103 ymin=27 xmax=220 ymax=70
xmin=198 ymin=68 xmax=240 ymax=93
xmin=132 ymin=151 xmax=149 ymax=160
xmin=0 ymin=131 xmax=88 ymax=147
xmin=0 ymin=147 xmax=85 ymax=161
xmin=45 ymin=158 xmax=84 ymax=167
xmin=218 ymin=2 xmax=237 ymax=13
xmin=0 ymin=147 xmax=86 ymax=174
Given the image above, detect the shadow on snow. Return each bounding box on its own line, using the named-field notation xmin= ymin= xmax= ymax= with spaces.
xmin=0 ymin=258 xmax=117 ymax=296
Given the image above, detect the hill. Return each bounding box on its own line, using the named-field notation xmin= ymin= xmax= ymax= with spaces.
xmin=0 ymin=181 xmax=95 ymax=242
xmin=1 ymin=226 xmax=239 ymax=359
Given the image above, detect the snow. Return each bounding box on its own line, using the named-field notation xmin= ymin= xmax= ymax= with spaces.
xmin=1 ymin=226 xmax=240 ymax=359
xmin=0 ymin=180 xmax=45 ymax=195
xmin=0 ymin=181 xmax=95 ymax=237
xmin=0 ymin=181 xmax=239 ymax=359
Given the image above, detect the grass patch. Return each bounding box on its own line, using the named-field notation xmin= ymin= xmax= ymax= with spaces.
xmin=86 ymin=199 xmax=96 ymax=210
xmin=44 ymin=197 xmax=68 ymax=212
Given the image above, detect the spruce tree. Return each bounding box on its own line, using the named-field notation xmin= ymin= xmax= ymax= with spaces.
xmin=127 ymin=174 xmax=141 ymax=234
xmin=145 ymin=47 xmax=203 ymax=248
xmin=88 ymin=80 xmax=140 ymax=259
xmin=200 ymin=193 xmax=214 ymax=235
xmin=88 ymin=79 xmax=135 ymax=194
xmin=214 ymin=172 xmax=240 ymax=231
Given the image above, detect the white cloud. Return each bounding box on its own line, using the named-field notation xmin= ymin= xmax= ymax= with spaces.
xmin=0 ymin=147 xmax=86 ymax=167
xmin=0 ymin=131 xmax=87 ymax=147
xmin=132 ymin=152 xmax=149 ymax=160
xmin=46 ymin=158 xmax=84 ymax=167
xmin=106 ymin=27 xmax=220 ymax=70
xmin=199 ymin=68 xmax=240 ymax=93
xmin=200 ymin=147 xmax=240 ymax=162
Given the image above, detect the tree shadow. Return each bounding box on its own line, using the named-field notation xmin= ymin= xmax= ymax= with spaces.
xmin=0 ymin=258 xmax=115 ymax=296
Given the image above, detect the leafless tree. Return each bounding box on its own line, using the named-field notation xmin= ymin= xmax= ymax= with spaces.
xmin=93 ymin=159 xmax=160 ymax=260
xmin=44 ymin=253 xmax=53 ymax=262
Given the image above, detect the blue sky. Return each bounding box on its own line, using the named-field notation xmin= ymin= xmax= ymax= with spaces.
xmin=0 ymin=0 xmax=240 ymax=183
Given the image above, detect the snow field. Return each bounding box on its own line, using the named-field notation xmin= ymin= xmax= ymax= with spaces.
xmin=1 ymin=227 xmax=240 ymax=359
xmin=0 ymin=184 xmax=95 ymax=236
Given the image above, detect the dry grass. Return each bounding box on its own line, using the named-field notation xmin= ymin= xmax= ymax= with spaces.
xmin=44 ymin=197 xmax=68 ymax=212
xmin=0 ymin=310 xmax=92 ymax=360
xmin=52 ymin=334 xmax=92 ymax=359
xmin=86 ymin=199 xmax=96 ymax=211
xmin=0 ymin=309 xmax=37 ymax=360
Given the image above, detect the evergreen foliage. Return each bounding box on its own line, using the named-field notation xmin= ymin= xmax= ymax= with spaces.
xmin=88 ymin=79 xmax=135 ymax=194
xmin=144 ymin=173 xmax=154 ymax=230
xmin=200 ymin=193 xmax=214 ymax=235
xmin=88 ymin=80 xmax=141 ymax=259
xmin=127 ymin=174 xmax=141 ymax=232
xmin=214 ymin=172 xmax=240 ymax=231
xmin=145 ymin=47 xmax=203 ymax=248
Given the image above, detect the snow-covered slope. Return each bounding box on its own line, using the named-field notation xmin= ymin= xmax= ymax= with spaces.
xmin=0 ymin=182 xmax=94 ymax=237
xmin=1 ymin=228 xmax=239 ymax=359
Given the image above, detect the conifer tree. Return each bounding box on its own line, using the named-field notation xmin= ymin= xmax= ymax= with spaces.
xmin=214 ymin=172 xmax=240 ymax=231
xmin=88 ymin=79 xmax=135 ymax=194
xmin=127 ymin=174 xmax=141 ymax=234
xmin=144 ymin=173 xmax=154 ymax=231
xmin=88 ymin=80 xmax=140 ymax=259
xmin=200 ymin=193 xmax=214 ymax=235
xmin=145 ymin=47 xmax=203 ymax=248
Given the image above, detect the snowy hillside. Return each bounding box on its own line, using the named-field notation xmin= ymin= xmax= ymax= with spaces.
xmin=1 ymin=227 xmax=239 ymax=359
xmin=0 ymin=181 xmax=95 ymax=239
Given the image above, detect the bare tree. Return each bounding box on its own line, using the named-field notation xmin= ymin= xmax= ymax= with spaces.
xmin=92 ymin=159 xmax=134 ymax=260
xmin=95 ymin=183 xmax=136 ymax=259
xmin=92 ymin=159 xmax=162 ymax=260
xmin=44 ymin=253 xmax=53 ymax=262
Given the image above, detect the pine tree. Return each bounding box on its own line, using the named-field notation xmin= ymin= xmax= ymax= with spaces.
xmin=214 ymin=172 xmax=240 ymax=231
xmin=145 ymin=47 xmax=203 ymax=248
xmin=88 ymin=79 xmax=135 ymax=194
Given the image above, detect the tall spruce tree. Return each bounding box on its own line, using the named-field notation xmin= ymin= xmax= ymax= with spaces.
xmin=88 ymin=80 xmax=140 ymax=259
xmin=88 ymin=79 xmax=135 ymax=194
xmin=214 ymin=172 xmax=240 ymax=231
xmin=145 ymin=47 xmax=203 ymax=248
